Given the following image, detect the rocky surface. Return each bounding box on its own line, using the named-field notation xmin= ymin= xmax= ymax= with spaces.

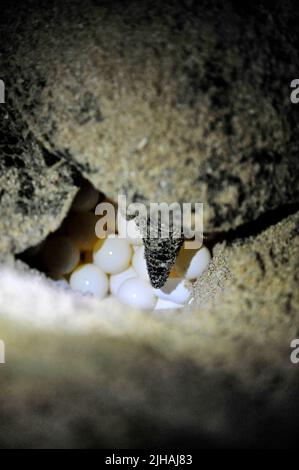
xmin=194 ymin=211 xmax=299 ymax=338
xmin=140 ymin=216 xmax=185 ymax=288
xmin=0 ymin=106 xmax=79 ymax=254
xmin=1 ymin=0 xmax=299 ymax=239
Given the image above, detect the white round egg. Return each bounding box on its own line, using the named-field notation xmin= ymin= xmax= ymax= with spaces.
xmin=184 ymin=246 xmax=211 ymax=280
xmin=117 ymin=213 xmax=143 ymax=245
xmin=93 ymin=236 xmax=132 ymax=274
xmin=117 ymin=278 xmax=157 ymax=310
xmin=176 ymin=244 xmax=211 ymax=280
xmin=66 ymin=212 xmax=98 ymax=251
xmin=155 ymin=298 xmax=183 ymax=310
xmin=110 ymin=266 xmax=138 ymax=296
xmin=154 ymin=278 xmax=192 ymax=304
xmin=70 ymin=264 xmax=108 ymax=298
xmin=42 ymin=236 xmax=80 ymax=275
xmin=72 ymin=181 xmax=100 ymax=212
xmin=132 ymin=246 xmax=150 ymax=281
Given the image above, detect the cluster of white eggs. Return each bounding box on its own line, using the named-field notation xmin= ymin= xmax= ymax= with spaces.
xmin=38 ymin=182 xmax=211 ymax=311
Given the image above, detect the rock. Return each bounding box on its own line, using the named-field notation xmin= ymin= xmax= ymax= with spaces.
xmin=142 ymin=219 xmax=184 ymax=288
xmin=0 ymin=106 xmax=79 ymax=254
xmin=194 ymin=211 xmax=299 ymax=335
xmin=1 ymin=0 xmax=299 ymax=237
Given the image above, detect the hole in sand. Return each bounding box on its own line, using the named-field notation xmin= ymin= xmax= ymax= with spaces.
xmin=19 ymin=179 xmax=212 ymax=311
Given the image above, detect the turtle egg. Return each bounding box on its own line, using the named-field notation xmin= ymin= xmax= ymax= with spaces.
xmin=93 ymin=236 xmax=132 ymax=274
xmin=154 ymin=278 xmax=192 ymax=304
xmin=176 ymin=244 xmax=211 ymax=280
xmin=117 ymin=214 xmax=143 ymax=245
xmin=66 ymin=212 xmax=99 ymax=251
xmin=155 ymin=298 xmax=183 ymax=310
xmin=41 ymin=236 xmax=80 ymax=275
xmin=110 ymin=266 xmax=138 ymax=296
xmin=72 ymin=181 xmax=100 ymax=212
xmin=70 ymin=264 xmax=108 ymax=298
xmin=132 ymin=246 xmax=150 ymax=281
xmin=117 ymin=278 xmax=157 ymax=310
xmin=184 ymin=246 xmax=211 ymax=280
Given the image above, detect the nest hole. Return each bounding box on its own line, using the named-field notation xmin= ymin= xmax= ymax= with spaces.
xmin=19 ymin=178 xmax=213 ymax=311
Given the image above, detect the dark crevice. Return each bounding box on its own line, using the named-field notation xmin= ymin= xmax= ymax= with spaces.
xmin=41 ymin=146 xmax=85 ymax=188
xmin=205 ymin=202 xmax=299 ymax=248
xmin=42 ymin=147 xmax=61 ymax=167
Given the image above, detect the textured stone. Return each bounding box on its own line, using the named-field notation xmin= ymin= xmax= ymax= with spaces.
xmin=1 ymin=0 xmax=299 ymax=236
xmin=194 ymin=211 xmax=299 ymax=333
xmin=138 ymin=215 xmax=184 ymax=287
xmin=0 ymin=106 xmax=78 ymax=254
